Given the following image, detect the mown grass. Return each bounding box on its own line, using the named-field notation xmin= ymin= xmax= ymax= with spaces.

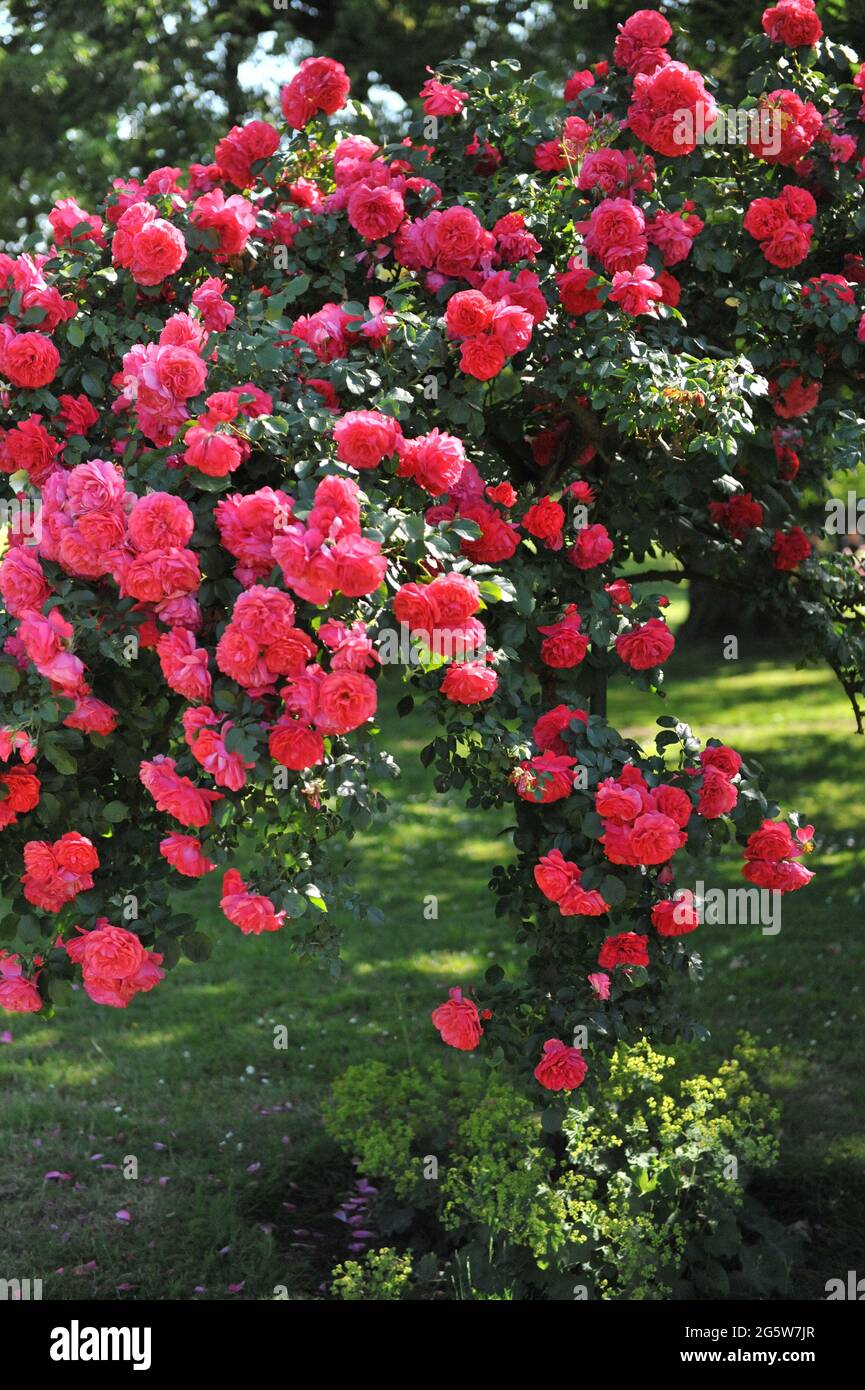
xmin=1 ymin=645 xmax=862 ymax=1300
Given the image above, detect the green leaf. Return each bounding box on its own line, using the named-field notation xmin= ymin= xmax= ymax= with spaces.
xmin=42 ymin=740 xmax=78 ymax=775
xmin=600 ymin=875 xmax=627 ymax=906
xmin=182 ymin=932 xmax=212 ymax=963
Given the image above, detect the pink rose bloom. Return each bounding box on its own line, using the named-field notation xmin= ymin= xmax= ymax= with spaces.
xmin=0 ymin=972 xmax=42 ymax=1013
xmin=744 ymin=819 xmax=798 ymax=862
xmin=124 ymin=548 xmax=201 ymax=604
xmin=565 ymin=69 xmax=596 ymax=102
xmin=829 ymin=134 xmax=857 ymax=164
xmin=433 ymin=205 xmax=493 ymax=278
xmin=347 ymin=182 xmax=405 ymax=240
xmin=128 ymin=492 xmax=194 ymax=552
xmin=578 ymin=150 xmax=629 ymax=195
xmin=700 ymin=745 xmax=742 ymax=779
xmin=160 ymin=833 xmax=216 ymax=877
xmin=747 ymin=90 xmax=822 ymax=165
xmin=48 ymin=197 xmax=104 ymax=247
xmin=743 ymin=196 xmax=789 ymax=242
xmin=393 ymin=581 xmax=437 ymax=633
xmin=557 ymin=261 xmax=603 ymax=316
xmin=397 ymin=429 xmax=466 ymax=495
xmin=457 ymin=499 xmax=520 ymax=564
xmin=628 ymin=61 xmax=718 ymax=158
xmin=523 ymin=496 xmax=565 ymax=551
xmin=314 ymin=671 xmax=378 ymax=735
xmin=585 ymin=198 xmax=648 ymax=274
xmin=157 ymin=629 xmax=212 ymax=702
xmin=596 ymin=777 xmax=644 ymax=822
xmin=427 ymin=572 xmax=480 ymax=626
xmin=129 ymin=219 xmax=187 ymax=286
xmin=445 ymin=289 xmax=495 ymax=339
xmin=653 ymin=784 xmax=693 ymax=829
xmin=559 ymin=877 xmax=609 ymax=917
xmin=190 ymin=190 xmax=257 ymax=260
xmin=762 ymin=219 xmax=812 ymax=269
xmin=743 ymin=858 xmax=814 ymax=892
xmin=188 ymin=724 xmax=253 ymax=792
xmin=441 ymin=660 xmax=498 ymax=704
xmin=608 ymin=264 xmax=663 ymax=316
xmin=332 ymin=536 xmax=387 ymax=598
xmin=220 ymin=869 xmax=286 ymax=935
xmin=431 ymin=987 xmax=483 ymax=1050
xmin=333 ymin=410 xmax=402 ymax=469
xmin=183 ymin=426 xmax=244 ymax=477
xmin=534 ymin=848 xmax=578 ymax=903
xmin=587 ymin=972 xmax=611 ymax=1000
xmin=490 ymin=302 xmax=534 ymax=355
xmin=192 ymin=277 xmax=236 ymax=333
xmin=79 ymin=950 xmax=165 ymax=1008
xmin=534 ymin=1039 xmax=588 ymax=1091
xmin=646 ymin=208 xmax=703 ymax=266
xmin=65 ymin=922 xmax=145 ymax=981
xmin=419 ymin=77 xmax=469 ymax=117
xmin=0 ymin=549 xmax=51 ymax=618
xmin=63 ymin=696 xmax=118 ymax=737
xmin=629 ymin=811 xmax=685 ymax=864
xmin=139 ymin=756 xmax=223 ymax=827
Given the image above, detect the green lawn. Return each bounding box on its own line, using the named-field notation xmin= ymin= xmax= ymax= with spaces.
xmin=1 ymin=648 xmax=863 ymax=1300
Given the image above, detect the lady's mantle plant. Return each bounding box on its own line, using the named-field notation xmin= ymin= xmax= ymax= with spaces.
xmin=0 ymin=3 xmax=861 ymax=1099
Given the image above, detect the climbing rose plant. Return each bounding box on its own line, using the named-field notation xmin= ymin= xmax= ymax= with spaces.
xmin=0 ymin=4 xmax=861 ymax=1097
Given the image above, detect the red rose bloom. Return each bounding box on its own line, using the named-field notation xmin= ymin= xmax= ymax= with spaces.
xmin=762 ymin=0 xmax=822 ymax=48
xmin=570 ymin=523 xmax=614 ymax=569
xmin=557 ymin=261 xmax=603 ymax=316
xmin=651 ymin=894 xmax=700 ymax=935
xmin=269 ymin=719 xmax=325 ymax=770
xmin=445 ymin=290 xmax=495 ymax=339
xmin=615 ymin=617 xmax=675 ymax=670
xmin=598 ymin=931 xmax=649 ymax=969
xmin=534 ymin=1039 xmax=588 ymax=1091
xmin=431 ymin=987 xmax=483 ymax=1050
xmin=441 ymin=661 xmax=498 ymax=704
xmin=532 ymin=704 xmax=588 ymax=754
xmin=523 ymin=497 xmax=565 ymax=550
xmin=459 ymin=335 xmax=506 ymax=380
xmin=514 ymin=753 xmax=579 ymax=804
xmin=772 ymin=526 xmax=811 ymax=570
xmin=539 ymin=606 xmax=589 ymax=668
xmin=280 ymin=56 xmax=351 ymax=129
xmin=1 ymin=332 xmax=60 ymax=389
